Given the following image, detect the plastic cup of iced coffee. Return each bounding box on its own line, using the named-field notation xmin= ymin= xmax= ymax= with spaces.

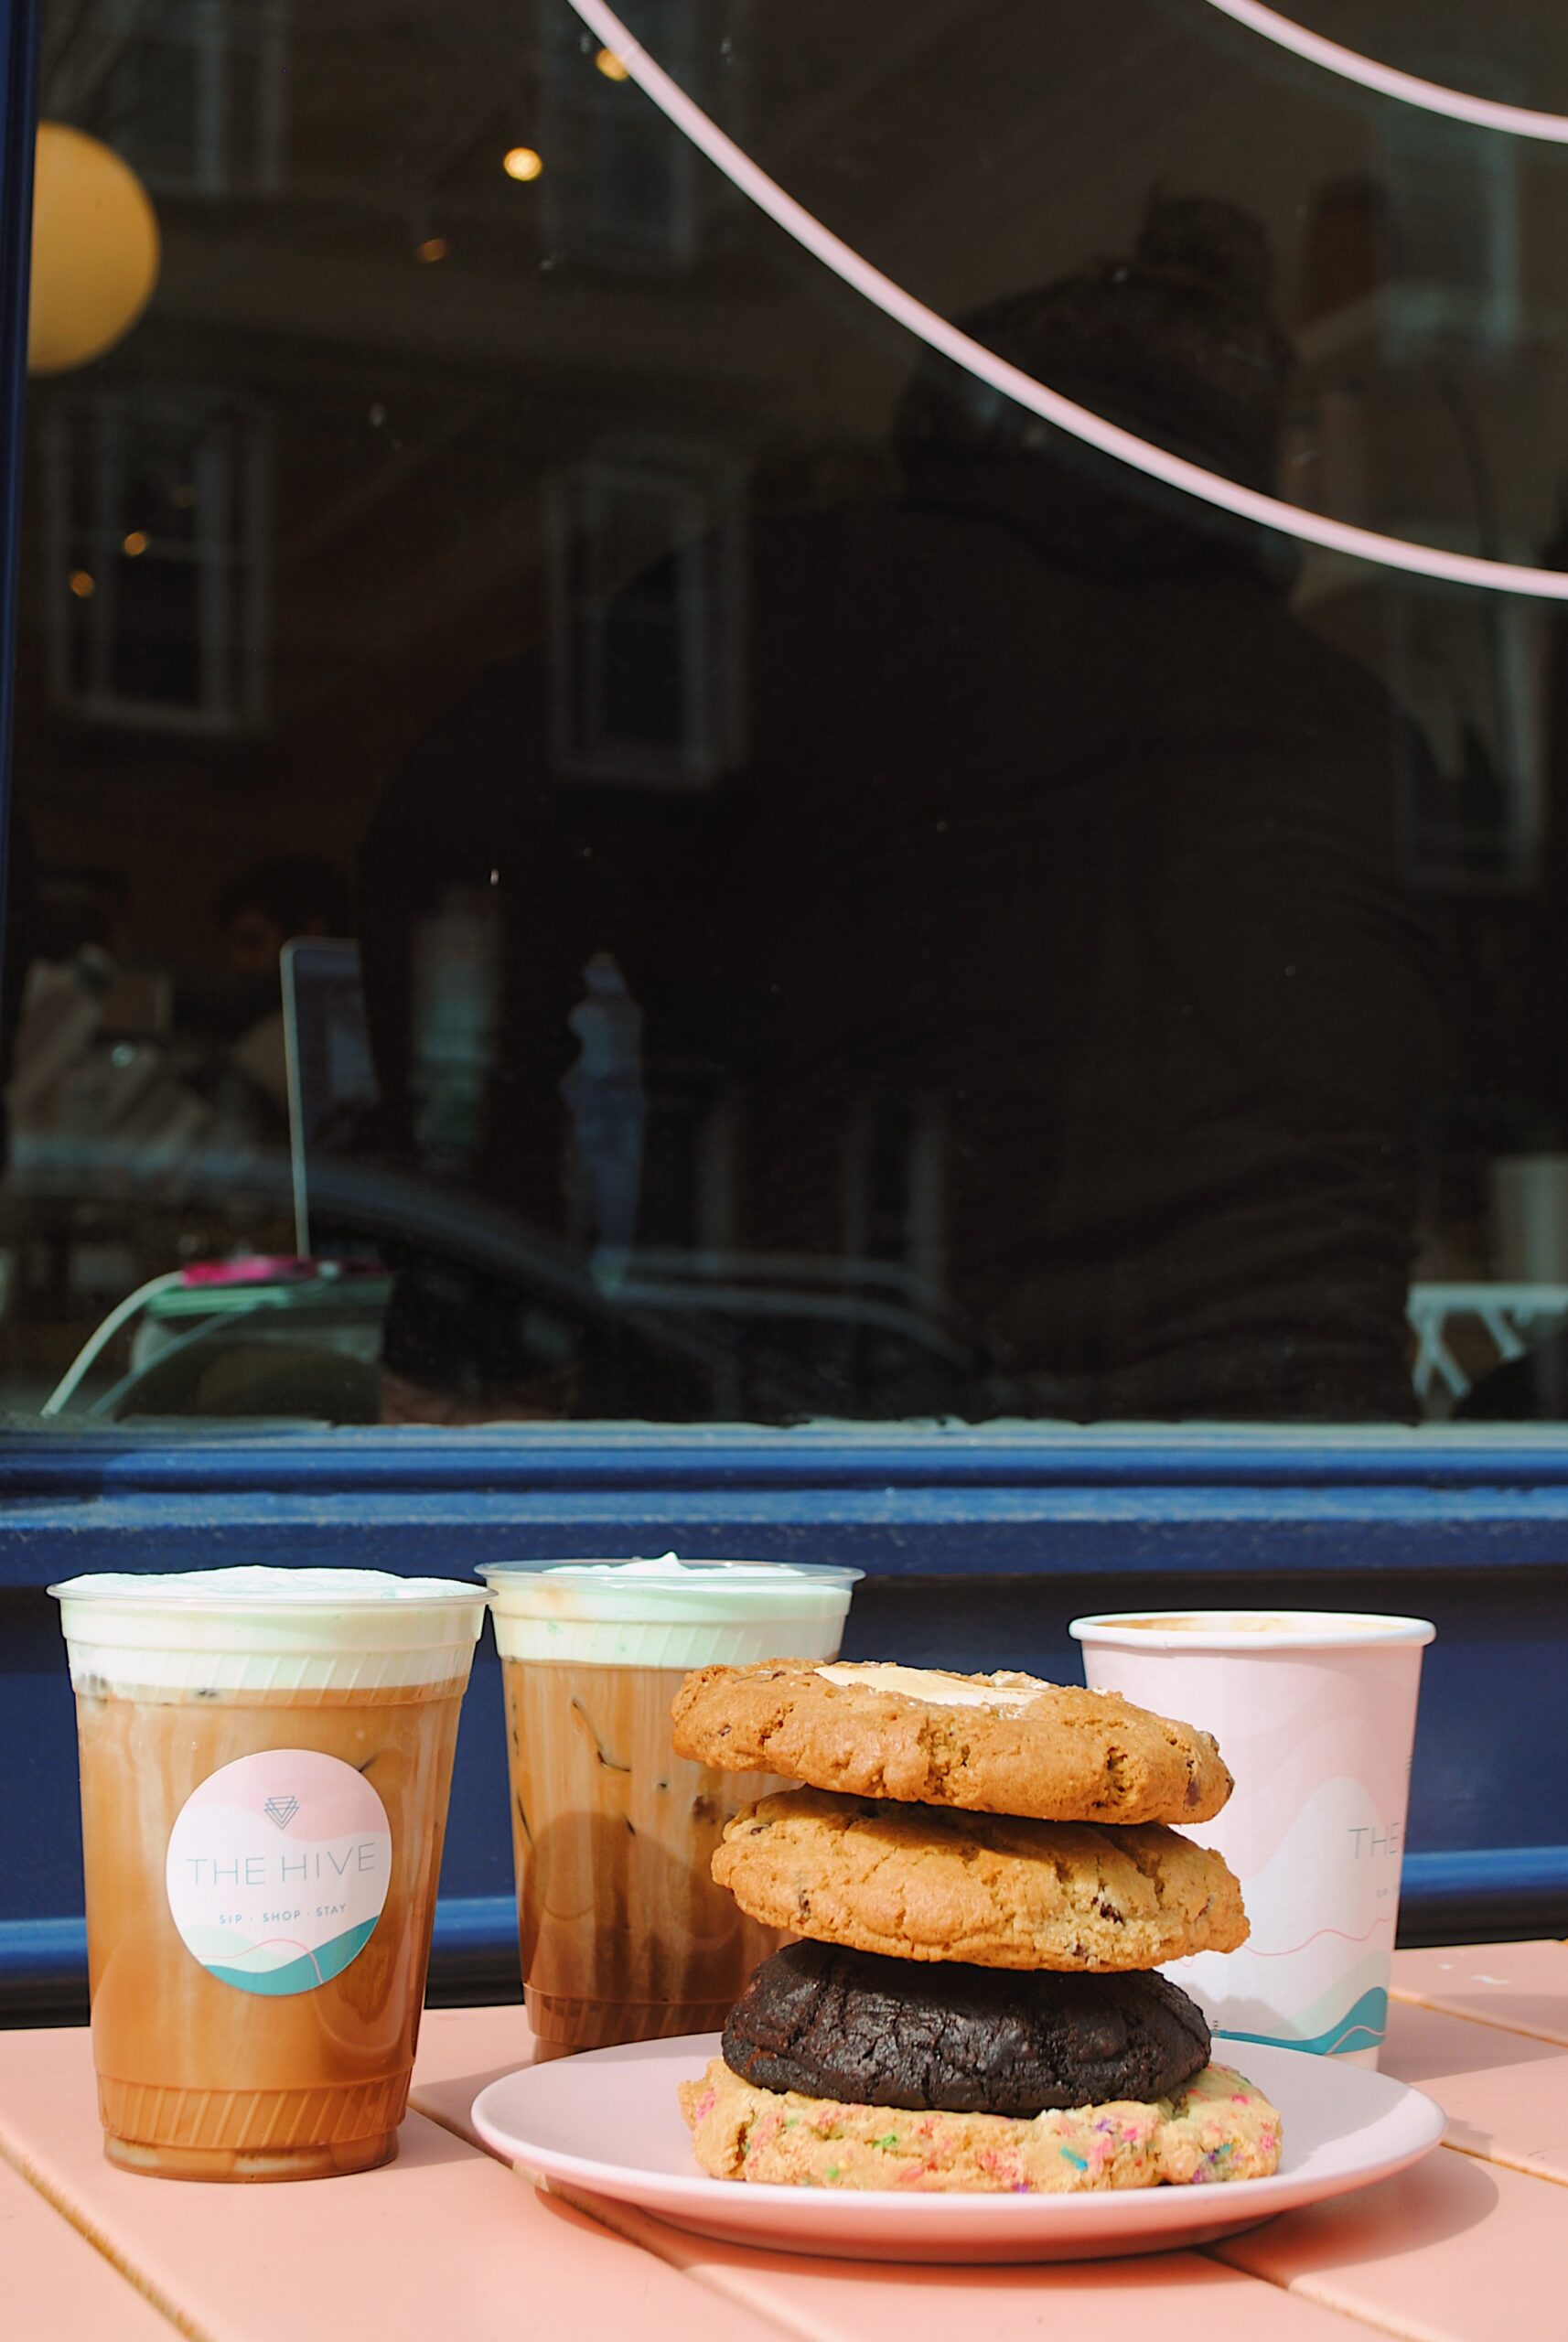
xmin=50 ymin=1565 xmax=489 ymax=2181
xmin=480 ymin=1554 xmax=861 ymax=2058
xmin=1069 ymin=1609 xmax=1434 ymax=2068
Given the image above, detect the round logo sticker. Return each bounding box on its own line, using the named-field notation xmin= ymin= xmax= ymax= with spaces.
xmin=166 ymin=1749 xmax=392 ymax=1996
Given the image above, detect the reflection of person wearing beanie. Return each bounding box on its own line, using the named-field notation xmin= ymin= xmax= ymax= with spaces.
xmin=897 ymin=195 xmax=1294 ymax=495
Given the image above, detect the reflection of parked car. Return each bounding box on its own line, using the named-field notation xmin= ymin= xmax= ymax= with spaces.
xmin=35 ymin=1144 xmax=999 ymax=1423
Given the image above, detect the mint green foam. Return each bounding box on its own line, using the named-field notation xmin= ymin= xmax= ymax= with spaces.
xmin=481 ymin=1555 xmax=860 ymax=1668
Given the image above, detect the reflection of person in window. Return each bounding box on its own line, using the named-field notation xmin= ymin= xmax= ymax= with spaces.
xmin=722 ymin=199 xmax=1444 ymax=1420
xmin=360 ymin=196 xmax=1444 ymax=1423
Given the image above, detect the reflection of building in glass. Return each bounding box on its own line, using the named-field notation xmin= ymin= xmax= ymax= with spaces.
xmin=43 ymin=390 xmax=274 ymax=735
xmin=547 ymin=438 xmax=746 ymax=788
xmin=55 ymin=0 xmax=290 ymax=197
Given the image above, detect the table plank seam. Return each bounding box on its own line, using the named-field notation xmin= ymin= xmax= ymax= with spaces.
xmin=1190 ymin=2245 xmax=1443 ymax=2338
xmin=1216 ymin=2266 xmax=1455 ymax=2342
xmin=1431 ymin=2134 xmax=1568 ymax=2189
xmin=409 ymin=2091 xmax=811 ymax=2341
xmin=1208 ymin=2138 xmax=1568 ymax=2342
xmin=0 ymin=2133 xmax=213 ymax=2342
xmin=539 ymin=2179 xmax=857 ymax=2342
xmin=1205 ymin=2155 xmax=1462 ymax=2342
xmin=1386 ymin=1935 xmax=1568 ymax=2051
xmin=409 ymin=2090 xmax=556 ymax=2199
xmin=1388 ymin=1990 xmax=1568 ymax=2051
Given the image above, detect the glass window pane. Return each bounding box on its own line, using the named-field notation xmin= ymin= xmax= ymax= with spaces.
xmin=11 ymin=0 xmax=1568 ymax=1426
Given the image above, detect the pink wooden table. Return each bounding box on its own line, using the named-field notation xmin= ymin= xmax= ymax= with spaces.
xmin=3 ymin=1941 xmax=1565 ymax=2342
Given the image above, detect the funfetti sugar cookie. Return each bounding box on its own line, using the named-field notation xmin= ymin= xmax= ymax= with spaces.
xmin=680 ymin=2055 xmax=1283 ymax=2193
xmin=671 ymin=1660 xmax=1232 ymax=1825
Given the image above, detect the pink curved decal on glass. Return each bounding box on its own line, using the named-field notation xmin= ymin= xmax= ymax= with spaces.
xmin=1203 ymin=2 xmax=1568 ymax=145
xmin=565 ymin=0 xmax=1568 ymax=599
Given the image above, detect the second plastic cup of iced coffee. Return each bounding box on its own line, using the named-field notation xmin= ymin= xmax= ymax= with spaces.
xmin=482 ymin=1555 xmax=860 ymax=2057
xmin=51 ymin=1565 xmax=488 ymax=2180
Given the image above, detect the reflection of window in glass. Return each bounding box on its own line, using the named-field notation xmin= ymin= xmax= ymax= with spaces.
xmin=63 ymin=0 xmax=291 ymax=198
xmin=44 ymin=391 xmax=274 ymax=734
xmin=1295 ymin=103 xmax=1519 ymax=362
xmin=539 ymin=0 xmax=723 ymax=270
xmin=547 ymin=439 xmax=746 ymax=788
xmin=1381 ymin=102 xmax=1518 ymax=357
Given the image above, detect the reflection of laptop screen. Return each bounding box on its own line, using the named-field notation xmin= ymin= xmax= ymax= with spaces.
xmin=280 ymin=939 xmax=380 ymax=1256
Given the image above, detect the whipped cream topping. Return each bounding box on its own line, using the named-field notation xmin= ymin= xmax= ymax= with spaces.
xmin=814 ymin=1661 xmax=1039 ymax=1711
xmin=539 ymin=1552 xmax=693 ymax=1580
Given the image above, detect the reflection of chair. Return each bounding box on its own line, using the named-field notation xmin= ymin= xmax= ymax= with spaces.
xmin=1408 ymin=1282 xmax=1568 ymax=1406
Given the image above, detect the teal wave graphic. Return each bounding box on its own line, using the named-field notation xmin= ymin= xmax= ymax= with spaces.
xmin=206 ymin=1917 xmax=379 ymax=1998
xmin=1217 ymin=1986 xmax=1388 ymax=2059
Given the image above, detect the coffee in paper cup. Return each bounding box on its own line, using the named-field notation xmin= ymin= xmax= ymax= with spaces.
xmin=1069 ymin=1610 xmax=1434 ymax=2069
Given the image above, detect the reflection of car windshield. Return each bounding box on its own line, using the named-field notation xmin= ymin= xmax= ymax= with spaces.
xmin=29 ymin=1139 xmax=993 ymax=1425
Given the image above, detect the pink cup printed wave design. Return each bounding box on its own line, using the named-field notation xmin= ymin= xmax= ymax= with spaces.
xmin=1197 ymin=1724 xmax=1397 ymax=1874
xmin=1245 ymin=1918 xmax=1394 ymax=1960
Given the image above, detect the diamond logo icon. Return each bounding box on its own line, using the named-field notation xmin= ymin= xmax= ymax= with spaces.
xmin=263 ymin=1795 xmax=300 ymax=1831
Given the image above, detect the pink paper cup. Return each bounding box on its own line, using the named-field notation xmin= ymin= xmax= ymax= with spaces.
xmin=1069 ymin=1609 xmax=1435 ymax=2069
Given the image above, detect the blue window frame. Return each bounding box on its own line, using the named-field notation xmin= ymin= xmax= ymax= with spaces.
xmin=5 ymin=1421 xmax=1568 ymax=2009
xmin=1 ymin=4 xmax=1564 ymax=2014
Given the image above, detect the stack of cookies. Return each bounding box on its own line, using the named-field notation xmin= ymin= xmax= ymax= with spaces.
xmin=671 ymin=1659 xmax=1283 ymax=2193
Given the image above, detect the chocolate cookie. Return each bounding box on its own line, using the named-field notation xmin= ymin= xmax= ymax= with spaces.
xmin=671 ymin=1660 xmax=1231 ymax=1825
xmin=721 ymin=1939 xmax=1213 ymax=2116
xmin=681 ymin=2055 xmax=1283 ymax=2191
xmin=713 ymin=1789 xmax=1247 ymax=1970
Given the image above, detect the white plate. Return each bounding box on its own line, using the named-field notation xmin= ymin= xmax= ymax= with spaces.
xmin=471 ymin=2034 xmax=1446 ymax=2264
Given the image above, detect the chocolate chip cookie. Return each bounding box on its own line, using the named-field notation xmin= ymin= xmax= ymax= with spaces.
xmin=671 ymin=1660 xmax=1232 ymax=1824
xmin=712 ymin=1787 xmax=1247 ymax=1969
